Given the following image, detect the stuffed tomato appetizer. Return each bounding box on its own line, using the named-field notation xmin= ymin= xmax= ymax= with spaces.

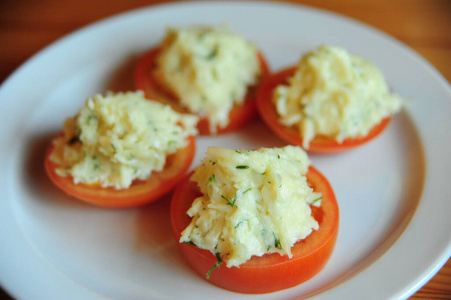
xmin=171 ymin=145 xmax=339 ymax=294
xmin=257 ymin=45 xmax=405 ymax=153
xmin=45 ymin=91 xmax=198 ymax=208
xmin=135 ymin=26 xmax=270 ymax=135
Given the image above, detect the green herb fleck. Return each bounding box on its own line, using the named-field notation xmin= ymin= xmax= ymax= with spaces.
xmin=206 ymin=46 xmax=219 ymax=60
xmin=235 ymin=150 xmax=242 ymax=154
xmin=235 ymin=219 xmax=247 ymax=229
xmin=208 ymin=174 xmax=216 ymax=183
xmin=221 ymin=194 xmax=236 ymax=208
xmin=277 ymin=154 xmax=280 ymax=159
xmin=93 ymin=164 xmax=100 ymax=171
xmin=243 ymin=188 xmax=252 ymax=194
xmin=236 ymin=165 xmax=249 ymax=169
xmin=273 ymin=232 xmax=282 ymax=250
xmin=206 ymin=252 xmax=223 ymax=279
xmin=312 ymin=196 xmax=323 ymax=204
xmin=184 ymin=241 xmax=196 ymax=246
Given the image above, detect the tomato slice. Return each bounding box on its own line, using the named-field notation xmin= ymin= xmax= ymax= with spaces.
xmin=45 ymin=135 xmax=196 ymax=208
xmin=256 ymin=66 xmax=392 ymax=153
xmin=170 ymin=166 xmax=339 ymax=294
xmin=134 ymin=47 xmax=270 ymax=135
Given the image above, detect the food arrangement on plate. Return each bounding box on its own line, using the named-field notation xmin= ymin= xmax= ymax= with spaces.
xmin=134 ymin=26 xmax=270 ymax=135
xmin=45 ymin=91 xmax=198 ymax=208
xmin=45 ymin=25 xmax=406 ymax=293
xmin=171 ymin=146 xmax=339 ymax=293
xmin=257 ymin=45 xmax=405 ymax=153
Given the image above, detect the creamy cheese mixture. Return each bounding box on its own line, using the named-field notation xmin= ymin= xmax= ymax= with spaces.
xmin=50 ymin=91 xmax=198 ymax=189
xmin=180 ymin=146 xmax=321 ymax=268
xmin=274 ymin=45 xmax=405 ymax=149
xmin=154 ymin=26 xmax=261 ymax=133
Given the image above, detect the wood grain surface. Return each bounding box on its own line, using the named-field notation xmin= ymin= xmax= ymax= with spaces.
xmin=0 ymin=1 xmax=450 ymax=299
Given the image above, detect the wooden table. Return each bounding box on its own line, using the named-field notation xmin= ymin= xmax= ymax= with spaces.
xmin=0 ymin=1 xmax=450 ymax=299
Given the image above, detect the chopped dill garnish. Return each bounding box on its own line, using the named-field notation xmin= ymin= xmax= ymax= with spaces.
xmin=236 ymin=165 xmax=249 ymax=169
xmin=273 ymin=232 xmax=282 ymax=250
xmin=221 ymin=194 xmax=236 ymax=208
xmin=208 ymin=174 xmax=216 ymax=183
xmin=243 ymin=188 xmax=252 ymax=194
xmin=206 ymin=252 xmax=223 ymax=279
xmin=235 ymin=219 xmax=247 ymax=228
xmin=312 ymin=196 xmax=323 ymax=204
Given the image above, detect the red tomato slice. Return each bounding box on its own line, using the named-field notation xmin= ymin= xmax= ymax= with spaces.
xmin=45 ymin=135 xmax=196 ymax=208
xmin=134 ymin=47 xmax=270 ymax=135
xmin=171 ymin=166 xmax=339 ymax=294
xmin=257 ymin=66 xmax=392 ymax=153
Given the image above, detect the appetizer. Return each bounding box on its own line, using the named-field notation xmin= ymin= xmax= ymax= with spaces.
xmin=134 ymin=26 xmax=270 ymax=135
xmin=257 ymin=45 xmax=405 ymax=153
xmin=171 ymin=146 xmax=339 ymax=293
xmin=45 ymin=91 xmax=198 ymax=208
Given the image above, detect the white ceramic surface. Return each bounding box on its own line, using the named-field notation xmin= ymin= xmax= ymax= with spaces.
xmin=1 ymin=2 xmax=450 ymax=299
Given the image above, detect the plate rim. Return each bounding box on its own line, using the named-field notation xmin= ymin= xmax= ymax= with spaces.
xmin=1 ymin=1 xmax=450 ymax=300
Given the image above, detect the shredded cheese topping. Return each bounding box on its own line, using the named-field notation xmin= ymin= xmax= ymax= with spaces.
xmin=274 ymin=45 xmax=405 ymax=149
xmin=50 ymin=91 xmax=198 ymax=189
xmin=180 ymin=146 xmax=321 ymax=268
xmin=154 ymin=26 xmax=261 ymax=133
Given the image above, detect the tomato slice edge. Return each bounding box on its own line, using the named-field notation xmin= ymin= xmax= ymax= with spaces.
xmin=134 ymin=47 xmax=271 ymax=135
xmin=256 ymin=66 xmax=392 ymax=153
xmin=170 ymin=166 xmax=339 ymax=293
xmin=45 ymin=135 xmax=196 ymax=208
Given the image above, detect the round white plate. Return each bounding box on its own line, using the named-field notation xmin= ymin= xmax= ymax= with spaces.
xmin=1 ymin=1 xmax=450 ymax=299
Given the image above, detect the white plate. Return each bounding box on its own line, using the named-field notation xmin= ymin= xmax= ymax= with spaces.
xmin=1 ymin=1 xmax=450 ymax=299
